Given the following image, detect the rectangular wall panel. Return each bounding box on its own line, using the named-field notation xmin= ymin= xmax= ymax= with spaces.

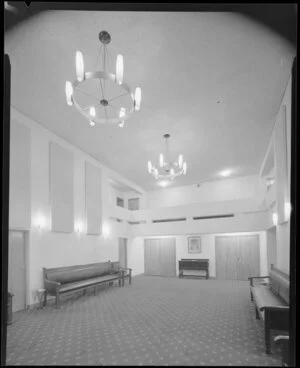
xmin=275 ymin=105 xmax=289 ymax=224
xmin=9 ymin=119 xmax=31 ymax=229
xmin=50 ymin=142 xmax=74 ymax=232
xmin=85 ymin=162 xmax=102 ymax=235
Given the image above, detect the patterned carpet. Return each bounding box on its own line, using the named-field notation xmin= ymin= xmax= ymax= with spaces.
xmin=6 ymin=275 xmax=282 ymax=366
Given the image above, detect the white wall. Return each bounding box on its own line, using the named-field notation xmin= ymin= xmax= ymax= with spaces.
xmin=128 ymin=231 xmax=267 ymax=279
xmin=146 ymin=175 xmax=262 ymax=209
xmin=10 ymin=107 xmax=142 ymax=306
xmin=259 ymin=74 xmax=292 ymax=274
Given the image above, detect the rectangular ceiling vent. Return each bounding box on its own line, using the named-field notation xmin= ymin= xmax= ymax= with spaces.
xmin=193 ymin=214 xmax=234 ymax=220
xmin=128 ymin=220 xmax=147 ymax=225
xmin=152 ymin=217 xmax=186 ymax=223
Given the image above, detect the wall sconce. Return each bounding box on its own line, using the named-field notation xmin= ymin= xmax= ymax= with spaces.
xmin=272 ymin=213 xmax=278 ymax=226
xmin=76 ymin=222 xmax=83 ymax=233
xmin=102 ymin=222 xmax=110 ymax=239
xmin=37 ymin=216 xmax=46 ymax=229
xmin=284 ymin=202 xmax=292 ymax=222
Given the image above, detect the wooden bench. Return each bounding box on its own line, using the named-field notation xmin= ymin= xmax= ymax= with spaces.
xmin=43 ymin=261 xmax=132 ymax=307
xmin=249 ymin=265 xmax=289 ymax=354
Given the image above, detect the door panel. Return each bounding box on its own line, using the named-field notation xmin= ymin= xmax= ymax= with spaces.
xmin=8 ymin=231 xmax=26 ymax=312
xmin=144 ymin=238 xmax=176 ymax=277
xmin=118 ymin=238 xmax=127 ymax=268
xmin=215 ymin=235 xmax=260 ymax=281
xmin=144 ymin=239 xmax=161 ymax=276
xmin=159 ymin=238 xmax=176 ymax=277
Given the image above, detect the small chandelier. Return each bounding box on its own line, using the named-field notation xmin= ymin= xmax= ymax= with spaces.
xmin=65 ymin=30 xmax=142 ymax=128
xmin=148 ymin=134 xmax=187 ymax=180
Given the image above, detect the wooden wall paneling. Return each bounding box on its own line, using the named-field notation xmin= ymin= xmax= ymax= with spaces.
xmin=215 ymin=237 xmax=227 ymax=280
xmin=50 ymin=142 xmax=74 ymax=232
xmin=85 ymin=162 xmax=102 ymax=235
xmin=159 ymin=238 xmax=176 ymax=277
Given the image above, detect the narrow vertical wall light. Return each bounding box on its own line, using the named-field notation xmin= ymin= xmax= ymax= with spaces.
xmin=102 ymin=222 xmax=110 ymax=239
xmin=284 ymin=202 xmax=292 ymax=221
xmin=272 ymin=213 xmax=278 ymax=226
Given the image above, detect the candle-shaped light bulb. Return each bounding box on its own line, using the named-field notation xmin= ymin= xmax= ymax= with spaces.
xmin=178 ymin=154 xmax=183 ymax=168
xmin=159 ymin=154 xmax=164 ymax=167
xmin=134 ymin=87 xmax=141 ymax=111
xmin=76 ymin=51 xmax=84 ymax=82
xmin=183 ymin=162 xmax=187 ymax=175
xmin=65 ymin=81 xmax=73 ymax=106
xmin=119 ymin=107 xmax=126 ymax=119
xmin=116 ymin=54 xmax=124 ymax=85
xmin=148 ymin=161 xmax=152 ymax=173
xmin=273 ymin=213 xmax=278 ymax=226
xmin=89 ymin=106 xmax=96 ymax=117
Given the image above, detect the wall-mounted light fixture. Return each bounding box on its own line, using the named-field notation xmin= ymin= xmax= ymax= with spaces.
xmin=75 ymin=221 xmax=84 ymax=233
xmin=219 ymin=169 xmax=232 ymax=178
xmin=102 ymin=222 xmax=110 ymax=239
xmin=37 ymin=215 xmax=46 ymax=229
xmin=284 ymin=202 xmax=292 ymax=222
xmin=272 ymin=212 xmax=278 ymax=226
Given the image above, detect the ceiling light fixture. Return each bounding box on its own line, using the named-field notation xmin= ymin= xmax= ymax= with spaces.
xmin=65 ymin=30 xmax=141 ymax=128
xmin=219 ymin=169 xmax=232 ymax=177
xmin=148 ymin=134 xmax=187 ymax=180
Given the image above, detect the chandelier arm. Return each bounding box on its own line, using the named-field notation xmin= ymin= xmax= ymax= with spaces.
xmin=107 ymin=102 xmax=119 ymax=111
xmin=93 ymin=44 xmax=102 ymax=69
xmin=107 ymin=92 xmax=129 ymax=102
xmin=99 ymin=78 xmax=105 ymax=100
xmin=104 ymin=106 xmax=109 ymax=124
xmin=76 ymin=87 xmax=100 ymax=101
xmin=82 ymin=102 xmax=101 ymax=111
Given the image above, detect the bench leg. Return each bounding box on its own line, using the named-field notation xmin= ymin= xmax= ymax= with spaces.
xmin=118 ymin=278 xmax=121 ymax=287
xmin=250 ymin=291 xmax=253 ymax=301
xmin=43 ymin=290 xmax=48 ymax=307
xmin=265 ymin=311 xmax=271 ymax=354
xmin=255 ymin=307 xmax=260 ymax=320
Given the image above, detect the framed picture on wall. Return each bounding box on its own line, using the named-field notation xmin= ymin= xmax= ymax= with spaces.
xmin=188 ymin=237 xmax=201 ymax=253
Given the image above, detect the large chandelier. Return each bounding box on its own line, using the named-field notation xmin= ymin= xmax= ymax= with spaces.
xmin=148 ymin=134 xmax=187 ymax=179
xmin=65 ymin=30 xmax=141 ymax=128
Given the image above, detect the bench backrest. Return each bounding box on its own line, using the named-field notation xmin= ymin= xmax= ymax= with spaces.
xmin=269 ymin=266 xmax=289 ymax=305
xmin=44 ymin=262 xmax=112 ymax=284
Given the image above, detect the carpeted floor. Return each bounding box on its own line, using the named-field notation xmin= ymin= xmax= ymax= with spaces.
xmin=6 ymin=275 xmax=282 ymax=366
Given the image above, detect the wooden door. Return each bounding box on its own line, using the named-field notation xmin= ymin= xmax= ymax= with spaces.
xmin=118 ymin=238 xmax=127 ymax=268
xmin=8 ymin=231 xmax=26 ymax=312
xmin=144 ymin=238 xmax=176 ymax=277
xmin=215 ymin=235 xmax=260 ymax=280
xmin=144 ymin=238 xmax=161 ymax=276
xmin=159 ymin=238 xmax=176 ymax=277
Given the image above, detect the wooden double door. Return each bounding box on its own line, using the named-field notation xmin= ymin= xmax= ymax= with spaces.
xmin=215 ymin=235 xmax=260 ymax=281
xmin=144 ymin=238 xmax=176 ymax=277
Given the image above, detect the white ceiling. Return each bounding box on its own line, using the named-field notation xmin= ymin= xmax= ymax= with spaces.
xmin=5 ymin=10 xmax=295 ymax=191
